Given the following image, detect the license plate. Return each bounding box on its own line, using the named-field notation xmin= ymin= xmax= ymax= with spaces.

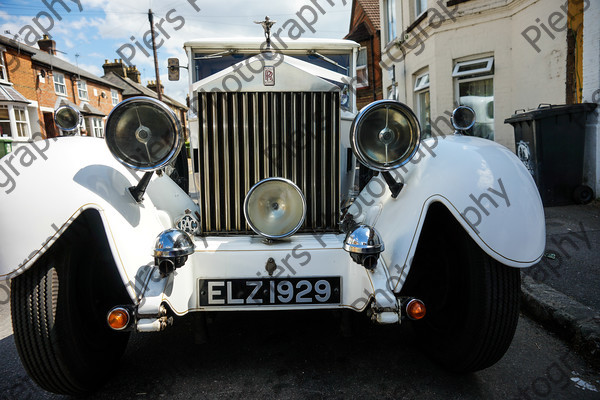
xmin=199 ymin=277 xmax=341 ymax=306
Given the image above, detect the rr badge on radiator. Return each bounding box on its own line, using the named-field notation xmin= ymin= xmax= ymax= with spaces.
xmin=264 ymin=66 xmax=275 ymax=86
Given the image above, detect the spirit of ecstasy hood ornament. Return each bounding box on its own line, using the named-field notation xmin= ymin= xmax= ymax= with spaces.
xmin=254 ymin=16 xmax=277 ymax=48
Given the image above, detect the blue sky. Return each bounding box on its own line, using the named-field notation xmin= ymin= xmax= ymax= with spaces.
xmin=0 ymin=0 xmax=352 ymax=101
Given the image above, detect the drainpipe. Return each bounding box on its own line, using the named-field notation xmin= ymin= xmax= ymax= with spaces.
xmin=370 ymin=34 xmax=377 ymax=101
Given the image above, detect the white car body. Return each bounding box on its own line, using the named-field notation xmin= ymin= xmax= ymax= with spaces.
xmin=0 ymin=38 xmax=544 ymax=325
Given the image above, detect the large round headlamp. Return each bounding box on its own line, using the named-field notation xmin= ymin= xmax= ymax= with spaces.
xmin=105 ymin=97 xmax=182 ymax=171
xmin=54 ymin=105 xmax=81 ymax=132
xmin=350 ymin=100 xmax=421 ymax=171
xmin=244 ymin=178 xmax=306 ymax=239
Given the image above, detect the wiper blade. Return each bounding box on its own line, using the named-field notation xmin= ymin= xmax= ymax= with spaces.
xmin=307 ymin=50 xmax=348 ymax=72
xmin=194 ymin=49 xmax=237 ymax=60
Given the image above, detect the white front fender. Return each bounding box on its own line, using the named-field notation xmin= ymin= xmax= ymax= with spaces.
xmin=349 ymin=134 xmax=545 ymax=290
xmin=0 ymin=137 xmax=199 ymax=302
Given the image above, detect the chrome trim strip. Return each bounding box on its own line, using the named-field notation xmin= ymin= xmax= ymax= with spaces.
xmin=212 ymin=92 xmax=220 ymax=231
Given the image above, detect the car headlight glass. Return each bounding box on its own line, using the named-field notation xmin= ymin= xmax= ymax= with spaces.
xmin=54 ymin=105 xmax=81 ymax=132
xmin=105 ymin=97 xmax=182 ymax=171
xmin=244 ymin=178 xmax=306 ymax=239
xmin=350 ymin=100 xmax=421 ymax=171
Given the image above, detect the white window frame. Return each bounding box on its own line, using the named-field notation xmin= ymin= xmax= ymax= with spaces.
xmin=415 ymin=0 xmax=427 ymax=18
xmin=111 ymin=89 xmax=119 ymax=105
xmin=53 ymin=72 xmax=67 ymax=96
xmin=91 ymin=117 xmax=104 ymax=138
xmin=387 ymin=84 xmax=398 ymax=101
xmin=452 ymin=57 xmax=494 ymax=78
xmin=385 ymin=0 xmax=397 ymax=44
xmin=414 ymin=71 xmax=430 ymax=135
xmin=0 ymin=49 xmax=8 ymax=83
xmin=453 ymin=62 xmax=495 ymax=140
xmin=414 ymin=72 xmax=430 ymax=92
xmin=14 ymin=106 xmax=30 ymax=138
xmin=77 ymin=80 xmax=88 ymax=100
xmin=356 ymin=47 xmax=369 ymax=89
xmin=0 ymin=104 xmax=32 ymax=140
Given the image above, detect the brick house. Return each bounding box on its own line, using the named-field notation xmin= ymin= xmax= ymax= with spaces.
xmin=346 ymin=0 xmax=383 ymax=110
xmin=102 ymin=59 xmax=189 ymax=140
xmin=0 ymin=34 xmax=124 ymax=148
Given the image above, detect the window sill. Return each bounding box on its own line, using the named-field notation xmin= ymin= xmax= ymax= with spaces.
xmin=406 ymin=11 xmax=428 ymax=33
xmin=447 ymin=0 xmax=471 ymax=6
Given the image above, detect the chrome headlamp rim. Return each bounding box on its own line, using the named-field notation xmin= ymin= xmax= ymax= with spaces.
xmin=350 ymin=100 xmax=421 ymax=172
xmin=54 ymin=105 xmax=81 ymax=132
xmin=243 ymin=177 xmax=307 ymax=240
xmin=105 ymin=96 xmax=183 ymax=172
xmin=451 ymin=105 xmax=476 ymax=131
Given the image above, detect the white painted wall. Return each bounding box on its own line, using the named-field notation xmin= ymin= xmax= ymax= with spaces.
xmin=380 ymin=0 xmax=568 ymax=151
xmin=583 ymin=0 xmax=600 ymax=197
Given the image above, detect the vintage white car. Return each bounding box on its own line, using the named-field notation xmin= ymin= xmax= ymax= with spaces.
xmin=0 ymin=33 xmax=545 ymax=395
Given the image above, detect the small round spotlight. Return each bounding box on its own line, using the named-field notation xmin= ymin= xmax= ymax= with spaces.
xmin=244 ymin=178 xmax=306 ymax=239
xmin=350 ymin=100 xmax=421 ymax=171
xmin=54 ymin=105 xmax=81 ymax=132
xmin=105 ymin=97 xmax=182 ymax=171
xmin=451 ymin=106 xmax=476 ymax=132
xmin=343 ymin=225 xmax=384 ymax=269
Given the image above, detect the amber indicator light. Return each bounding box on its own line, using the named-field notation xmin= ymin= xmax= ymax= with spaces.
xmin=406 ymin=299 xmax=426 ymax=320
xmin=107 ymin=308 xmax=129 ymax=330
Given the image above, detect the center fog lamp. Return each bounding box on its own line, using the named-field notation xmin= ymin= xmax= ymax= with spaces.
xmin=244 ymin=178 xmax=306 ymax=239
xmin=350 ymin=100 xmax=421 ymax=171
xmin=105 ymin=97 xmax=183 ymax=171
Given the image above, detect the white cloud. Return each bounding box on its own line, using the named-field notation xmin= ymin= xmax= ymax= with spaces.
xmin=78 ymin=63 xmax=103 ymax=76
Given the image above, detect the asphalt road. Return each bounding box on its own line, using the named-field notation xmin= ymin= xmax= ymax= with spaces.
xmin=0 ymin=297 xmax=599 ymax=400
xmin=524 ymin=204 xmax=600 ymax=311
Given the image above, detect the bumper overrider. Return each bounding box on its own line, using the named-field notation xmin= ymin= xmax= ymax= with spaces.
xmin=103 ymin=97 xmax=427 ymax=333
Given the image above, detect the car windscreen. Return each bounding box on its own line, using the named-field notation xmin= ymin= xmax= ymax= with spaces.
xmin=193 ymin=51 xmax=350 ymax=82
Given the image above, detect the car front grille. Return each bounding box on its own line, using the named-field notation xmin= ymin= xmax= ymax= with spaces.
xmin=195 ymin=91 xmax=341 ymax=235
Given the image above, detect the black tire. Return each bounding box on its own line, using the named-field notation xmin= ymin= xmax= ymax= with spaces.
xmin=11 ymin=227 xmax=130 ymax=395
xmin=402 ymin=204 xmax=520 ymax=372
xmin=573 ymin=185 xmax=594 ymax=205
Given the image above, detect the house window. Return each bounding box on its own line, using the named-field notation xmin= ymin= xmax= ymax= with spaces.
xmin=452 ymin=57 xmax=494 ymax=78
xmin=356 ymin=48 xmax=368 ymax=88
xmin=77 ymin=80 xmax=88 ymax=100
xmin=0 ymin=106 xmax=10 ymax=138
xmin=0 ymin=104 xmax=31 ymax=139
xmin=453 ymin=57 xmax=495 ymax=140
xmin=414 ymin=72 xmax=430 ymax=137
xmin=0 ymin=51 xmax=7 ymax=83
xmin=14 ymin=107 xmax=29 ymax=137
xmin=385 ymin=0 xmax=397 ymax=43
xmin=111 ymin=89 xmax=119 ymax=105
xmin=53 ymin=72 xmax=67 ymax=96
xmin=416 ymin=0 xmax=427 ymax=17
xmin=387 ymin=84 xmax=398 ymax=100
xmin=91 ymin=117 xmax=103 ymax=138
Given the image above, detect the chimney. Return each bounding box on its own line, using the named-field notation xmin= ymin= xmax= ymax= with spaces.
xmin=147 ymin=80 xmax=164 ymax=95
xmin=126 ymin=66 xmax=142 ymax=84
xmin=102 ymin=59 xmax=127 ymax=78
xmin=38 ymin=35 xmax=56 ymax=55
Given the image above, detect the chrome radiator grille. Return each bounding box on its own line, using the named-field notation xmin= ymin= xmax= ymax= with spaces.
xmin=196 ymin=91 xmax=341 ymax=235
